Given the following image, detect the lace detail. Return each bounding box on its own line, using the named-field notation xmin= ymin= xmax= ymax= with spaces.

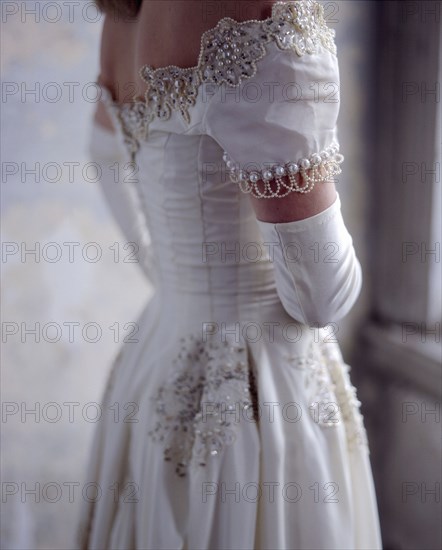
xmin=139 ymin=66 xmax=200 ymax=124
xmin=264 ymin=0 xmax=337 ymax=55
xmin=319 ymin=340 xmax=369 ymax=450
xmin=99 ymin=1 xmax=337 ymax=159
xmin=223 ymin=143 xmax=344 ymax=198
xmin=147 ymin=334 xmax=258 ymax=477
xmin=148 ymin=330 xmax=367 ymax=479
xmin=287 ymin=337 xmax=369 ymax=450
xmin=286 ymin=340 xmax=341 ymax=428
xmin=100 ymin=86 xmax=151 ymax=160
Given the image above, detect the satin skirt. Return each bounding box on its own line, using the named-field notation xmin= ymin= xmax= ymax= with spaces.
xmin=76 ymin=284 xmax=382 ymax=550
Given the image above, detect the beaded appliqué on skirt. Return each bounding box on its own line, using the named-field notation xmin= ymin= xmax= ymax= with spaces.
xmin=286 ymin=339 xmax=341 ymax=428
xmin=286 ymin=337 xmax=368 ymax=450
xmin=319 ymin=339 xmax=369 ymax=450
xmin=147 ymin=334 xmax=258 ymax=477
xmin=99 ymin=1 xmax=337 ymax=161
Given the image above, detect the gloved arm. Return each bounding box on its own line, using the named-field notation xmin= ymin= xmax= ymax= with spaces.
xmin=256 ymin=192 xmax=362 ymax=327
xmin=88 ymin=119 xmax=157 ymax=286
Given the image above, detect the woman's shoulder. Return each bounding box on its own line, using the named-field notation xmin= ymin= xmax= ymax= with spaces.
xmin=134 ymin=0 xmax=278 ymax=71
xmin=97 ymin=1 xmax=274 ymax=100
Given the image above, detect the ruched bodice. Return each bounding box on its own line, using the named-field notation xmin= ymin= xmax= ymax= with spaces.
xmin=135 ymin=132 xmax=281 ymax=314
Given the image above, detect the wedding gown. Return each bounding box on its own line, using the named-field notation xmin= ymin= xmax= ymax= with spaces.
xmin=76 ymin=2 xmax=382 ymax=549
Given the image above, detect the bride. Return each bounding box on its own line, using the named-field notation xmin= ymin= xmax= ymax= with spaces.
xmin=77 ymin=1 xmax=382 ymax=548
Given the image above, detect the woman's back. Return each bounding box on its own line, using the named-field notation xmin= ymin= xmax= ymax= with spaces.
xmin=78 ymin=2 xmax=382 ymax=548
xmin=98 ymin=1 xmax=274 ymax=104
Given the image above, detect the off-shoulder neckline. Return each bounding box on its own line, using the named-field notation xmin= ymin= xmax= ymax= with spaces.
xmin=99 ymin=0 xmax=331 ymax=106
xmin=138 ymin=1 xmax=314 ymax=76
xmin=98 ymin=0 xmax=337 ymax=162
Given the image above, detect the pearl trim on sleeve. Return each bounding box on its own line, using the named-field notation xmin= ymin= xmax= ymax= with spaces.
xmin=223 ymin=142 xmax=344 ymax=198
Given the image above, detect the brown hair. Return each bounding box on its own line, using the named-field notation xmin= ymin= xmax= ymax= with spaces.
xmin=95 ymin=0 xmax=142 ymax=19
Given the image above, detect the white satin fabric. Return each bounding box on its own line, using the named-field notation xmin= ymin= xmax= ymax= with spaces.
xmin=256 ymin=194 xmax=363 ymax=327
xmin=76 ymin=33 xmax=382 ymax=550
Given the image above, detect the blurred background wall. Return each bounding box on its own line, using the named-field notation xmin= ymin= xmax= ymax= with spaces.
xmin=349 ymin=2 xmax=441 ymax=549
xmin=1 ymin=1 xmax=440 ymax=549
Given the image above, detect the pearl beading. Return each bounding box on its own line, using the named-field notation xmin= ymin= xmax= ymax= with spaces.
xmin=325 ymin=354 xmax=369 ymax=451
xmin=287 ymin=337 xmax=368 ymax=450
xmin=99 ymin=1 xmax=337 ymax=162
xmin=287 ymin=340 xmax=341 ymax=428
xmin=99 ymin=85 xmax=149 ymax=160
xmin=147 ymin=330 xmax=367 ymax=478
xmin=287 ymin=339 xmax=369 ymax=452
xmin=223 ymin=143 xmax=344 ymax=198
xmin=147 ymin=334 xmax=258 ymax=477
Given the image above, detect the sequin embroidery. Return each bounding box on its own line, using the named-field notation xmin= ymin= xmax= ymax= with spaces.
xmin=147 ymin=334 xmax=258 ymax=477
xmin=287 ymin=337 xmax=368 ymax=450
xmin=286 ymin=339 xmax=341 ymax=428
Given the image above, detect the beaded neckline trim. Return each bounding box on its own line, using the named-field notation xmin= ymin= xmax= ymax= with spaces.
xmin=141 ymin=0 xmax=336 ymax=87
xmin=99 ymin=0 xmax=337 ymax=160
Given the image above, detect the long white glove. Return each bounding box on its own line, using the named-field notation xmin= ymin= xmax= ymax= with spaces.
xmin=88 ymin=120 xmax=157 ymax=285
xmin=256 ymin=192 xmax=362 ymax=327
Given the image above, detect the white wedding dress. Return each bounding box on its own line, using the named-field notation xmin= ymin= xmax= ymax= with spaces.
xmin=76 ymin=2 xmax=382 ymax=549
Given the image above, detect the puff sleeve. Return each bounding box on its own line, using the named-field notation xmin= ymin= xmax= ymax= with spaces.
xmin=204 ymin=4 xmax=362 ymax=327
xmin=204 ymin=5 xmax=343 ymax=198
